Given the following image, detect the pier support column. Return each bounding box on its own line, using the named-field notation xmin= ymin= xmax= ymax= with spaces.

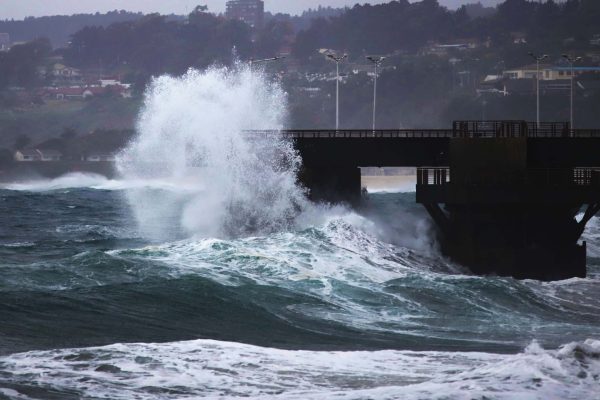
xmin=417 ymin=136 xmax=598 ymax=280
xmin=299 ymin=166 xmax=362 ymax=205
xmin=430 ymin=204 xmax=588 ymax=281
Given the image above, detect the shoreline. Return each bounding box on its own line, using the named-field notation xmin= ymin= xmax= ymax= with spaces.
xmin=362 ymin=175 xmax=416 ymax=193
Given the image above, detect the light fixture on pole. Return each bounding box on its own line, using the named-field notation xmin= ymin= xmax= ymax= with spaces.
xmin=366 ymin=55 xmax=386 ymax=133
xmin=326 ymin=53 xmax=347 ymax=131
xmin=482 ymin=98 xmax=487 ymax=123
xmin=528 ymin=52 xmax=549 ymax=129
xmin=562 ymin=54 xmax=582 ymax=131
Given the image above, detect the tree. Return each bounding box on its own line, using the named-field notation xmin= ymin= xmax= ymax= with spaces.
xmin=0 ymin=38 xmax=51 ymax=89
xmin=13 ymin=134 xmax=31 ymax=150
xmin=60 ymin=127 xmax=78 ymax=141
xmin=193 ymin=5 xmax=209 ymax=13
xmin=0 ymin=148 xmax=13 ymax=167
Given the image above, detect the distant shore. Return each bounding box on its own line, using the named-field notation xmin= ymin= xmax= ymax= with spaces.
xmin=362 ymin=175 xmax=416 ymax=193
xmin=0 ymin=163 xmax=417 ymax=193
xmin=0 ymin=161 xmax=117 ymax=182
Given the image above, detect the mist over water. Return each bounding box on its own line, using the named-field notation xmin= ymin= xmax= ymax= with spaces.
xmin=118 ymin=66 xmax=308 ymax=240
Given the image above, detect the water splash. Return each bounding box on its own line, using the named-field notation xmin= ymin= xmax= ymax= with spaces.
xmin=118 ymin=66 xmax=307 ymax=239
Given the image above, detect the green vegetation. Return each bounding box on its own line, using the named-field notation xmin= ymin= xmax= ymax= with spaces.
xmin=0 ymin=11 xmax=149 ymax=47
xmin=1 ymin=0 xmax=600 ymax=151
xmin=0 ymin=39 xmax=51 ymax=91
xmin=0 ymin=97 xmax=140 ymax=148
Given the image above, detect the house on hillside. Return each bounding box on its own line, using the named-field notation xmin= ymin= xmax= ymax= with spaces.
xmin=52 ymin=64 xmax=81 ymax=79
xmin=14 ymin=149 xmax=41 ymax=162
xmin=43 ymin=85 xmax=132 ymax=100
xmin=85 ymin=153 xmax=117 ymax=162
xmin=226 ymin=0 xmax=264 ymax=29
xmin=504 ymin=65 xmax=600 ymax=82
xmin=44 ymin=87 xmax=92 ymax=100
xmin=510 ymin=32 xmax=527 ymax=45
xmin=503 ymin=64 xmax=550 ymax=80
xmin=477 ymin=75 xmax=508 ymax=96
xmin=420 ymin=39 xmax=481 ymax=57
xmin=552 ymin=66 xmax=600 ymax=79
xmin=99 ymin=77 xmax=131 ymax=88
xmin=14 ymin=149 xmax=62 ymax=162
xmin=39 ymin=149 xmax=62 ymax=161
xmin=0 ymin=33 xmax=10 ymax=51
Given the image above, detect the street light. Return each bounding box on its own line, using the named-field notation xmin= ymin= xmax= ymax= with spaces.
xmin=482 ymin=98 xmax=487 ymax=122
xmin=528 ymin=52 xmax=549 ymax=129
xmin=449 ymin=57 xmax=460 ymax=92
xmin=326 ymin=53 xmax=347 ymax=131
xmin=366 ymin=55 xmax=386 ymax=133
xmin=562 ymin=54 xmax=582 ymax=131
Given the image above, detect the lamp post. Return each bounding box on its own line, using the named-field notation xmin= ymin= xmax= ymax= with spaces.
xmin=528 ymin=52 xmax=549 ymax=129
xmin=449 ymin=57 xmax=460 ymax=92
xmin=482 ymin=98 xmax=487 ymax=122
xmin=562 ymin=54 xmax=582 ymax=131
xmin=326 ymin=53 xmax=347 ymax=131
xmin=366 ymin=56 xmax=386 ymax=133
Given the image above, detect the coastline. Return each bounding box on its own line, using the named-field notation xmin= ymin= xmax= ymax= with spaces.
xmin=362 ymin=175 xmax=416 ymax=193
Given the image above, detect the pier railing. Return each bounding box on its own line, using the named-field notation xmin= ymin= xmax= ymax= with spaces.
xmin=417 ymin=168 xmax=451 ymax=185
xmin=417 ymin=167 xmax=600 ymax=187
xmin=247 ymin=124 xmax=600 ymax=139
xmin=246 ymin=129 xmax=454 ymax=138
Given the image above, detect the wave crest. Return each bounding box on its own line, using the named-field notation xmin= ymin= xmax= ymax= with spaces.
xmin=1 ymin=339 xmax=598 ymax=400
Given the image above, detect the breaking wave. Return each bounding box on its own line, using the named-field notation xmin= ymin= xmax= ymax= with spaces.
xmin=1 ymin=338 xmax=598 ymax=400
xmin=0 ymin=173 xmax=201 ymax=192
xmin=117 ymin=66 xmax=308 ymax=240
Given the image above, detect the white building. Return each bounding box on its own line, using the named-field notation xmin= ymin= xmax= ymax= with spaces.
xmin=14 ymin=149 xmax=62 ymax=162
xmin=226 ymin=0 xmax=264 ymax=29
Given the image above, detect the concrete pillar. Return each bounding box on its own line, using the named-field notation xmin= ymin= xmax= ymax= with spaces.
xmin=439 ymin=204 xmax=586 ymax=280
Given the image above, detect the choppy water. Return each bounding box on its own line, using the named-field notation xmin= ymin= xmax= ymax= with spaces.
xmin=0 ymin=176 xmax=599 ymax=399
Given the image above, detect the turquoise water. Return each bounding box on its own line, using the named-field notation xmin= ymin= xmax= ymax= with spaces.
xmin=0 ymin=180 xmax=599 ymax=399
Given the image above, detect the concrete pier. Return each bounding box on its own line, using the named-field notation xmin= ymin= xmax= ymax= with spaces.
xmin=258 ymin=121 xmax=600 ymax=280
xmin=415 ymin=134 xmax=599 ymax=280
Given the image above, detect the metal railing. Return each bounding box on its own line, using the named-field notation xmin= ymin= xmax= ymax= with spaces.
xmin=245 ymin=129 xmax=454 ymax=138
xmin=451 ymin=121 xmax=573 ymax=138
xmin=417 ymin=168 xmax=451 ymax=185
xmin=417 ymin=167 xmax=600 ymax=187
xmin=246 ymin=121 xmax=600 ymax=139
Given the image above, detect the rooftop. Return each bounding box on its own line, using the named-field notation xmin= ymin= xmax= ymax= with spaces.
xmin=552 ymin=66 xmax=600 ymax=72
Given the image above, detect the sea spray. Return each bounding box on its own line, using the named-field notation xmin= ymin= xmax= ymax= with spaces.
xmin=118 ymin=66 xmax=308 ymax=239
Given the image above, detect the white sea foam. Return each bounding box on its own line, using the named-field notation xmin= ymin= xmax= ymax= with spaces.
xmin=1 ymin=338 xmax=598 ymax=400
xmin=0 ymin=172 xmax=202 ymax=192
xmin=1 ymin=173 xmax=113 ymax=192
xmin=111 ymin=213 xmax=444 ymax=288
xmin=117 ymin=66 xmax=308 ymax=240
xmin=106 ymin=215 xmax=481 ymax=337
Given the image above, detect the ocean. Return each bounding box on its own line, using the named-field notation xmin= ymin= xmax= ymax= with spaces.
xmin=0 ymin=176 xmax=599 ymax=399
xmin=0 ymin=67 xmax=598 ymax=399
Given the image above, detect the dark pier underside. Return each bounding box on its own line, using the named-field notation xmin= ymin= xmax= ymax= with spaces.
xmin=264 ymin=121 xmax=600 ymax=281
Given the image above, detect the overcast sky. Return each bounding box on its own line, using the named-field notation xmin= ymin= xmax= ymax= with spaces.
xmin=0 ymin=0 xmax=501 ymax=19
